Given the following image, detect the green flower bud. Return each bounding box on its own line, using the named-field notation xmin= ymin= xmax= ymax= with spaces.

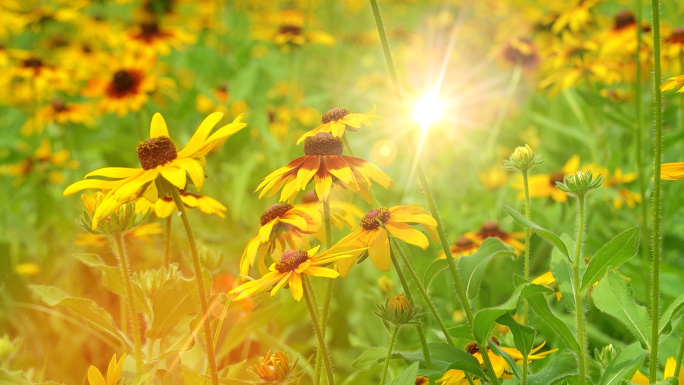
xmin=556 ymin=170 xmax=604 ymax=196
xmin=503 ymin=144 xmax=545 ymax=171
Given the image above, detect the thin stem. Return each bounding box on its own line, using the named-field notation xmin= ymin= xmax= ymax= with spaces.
xmin=380 ymin=326 xmax=400 ymax=385
xmin=303 ymin=276 xmax=335 ymax=385
xmin=522 ymin=359 xmax=528 ymax=385
xmin=315 ymin=201 xmax=334 ymax=385
xmin=572 ymin=195 xmax=587 ymax=385
xmin=113 ymin=234 xmax=144 ymax=371
xmin=674 ymin=334 xmax=684 ymax=378
xmin=369 ymin=3 xmax=496 ymax=383
xmin=649 ymin=0 xmax=664 ymax=380
xmin=169 ymin=187 xmax=219 ymax=385
xmin=164 ymin=216 xmax=172 ymax=270
xmin=522 ymin=168 xmax=531 ymax=326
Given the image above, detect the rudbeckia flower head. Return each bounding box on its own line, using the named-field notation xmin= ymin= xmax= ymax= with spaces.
xmin=296 ymin=106 xmax=380 ymax=144
xmin=87 ymin=353 xmax=126 ymax=385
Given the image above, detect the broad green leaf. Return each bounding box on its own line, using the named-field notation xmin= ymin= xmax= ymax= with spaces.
xmin=502 ymin=205 xmax=569 ymax=259
xmin=659 ymin=293 xmax=684 ymax=334
xmin=447 ymin=325 xmax=473 ymax=340
xmin=527 ymin=292 xmax=581 ymax=353
xmin=527 ymin=352 xmax=578 ymax=385
xmin=388 ymin=362 xmax=419 ymax=385
xmin=423 ymin=259 xmax=448 ymax=289
xmin=130 ymin=360 xmax=161 ymax=385
xmin=497 ymin=313 xmax=535 ymax=356
xmin=352 ymin=346 xmax=387 ymax=371
xmin=158 ymin=315 xmax=195 ymax=358
xmin=439 ymin=346 xmax=487 ymax=379
xmin=549 ymin=234 xmax=576 ymax=311
xmin=73 ymin=253 xmax=150 ymax=315
xmin=146 ymin=274 xmax=200 ymax=340
xmin=0 ymin=370 xmax=32 ymax=385
xmin=592 ymin=271 xmax=651 ymax=349
xmin=581 ymin=227 xmax=640 ymax=291
xmin=488 ymin=340 xmax=521 ymax=379
xmin=30 ymin=285 xmax=127 ymax=346
xmin=398 ymin=342 xmax=484 ymax=378
xmin=598 ymin=342 xmax=647 ymax=385
xmin=473 ymin=284 xmax=551 ymax=344
xmin=457 ymin=238 xmax=517 ymax=299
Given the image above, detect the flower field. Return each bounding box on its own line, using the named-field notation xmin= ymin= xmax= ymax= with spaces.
xmin=2 ymin=0 xmax=684 ymax=384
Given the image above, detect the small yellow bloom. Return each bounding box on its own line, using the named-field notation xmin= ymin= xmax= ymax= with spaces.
xmin=87 ymin=353 xmax=126 ymax=385
xmin=377 ymin=275 xmax=393 ymax=295
xmin=478 ymin=166 xmax=508 ymax=190
xmin=135 ymin=191 xmax=227 ymax=219
xmin=15 ymin=263 xmax=40 ymax=277
xmin=296 ymin=107 xmax=380 ymax=144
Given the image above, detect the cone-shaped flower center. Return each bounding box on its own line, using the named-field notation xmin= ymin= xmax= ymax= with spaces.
xmin=140 ymin=21 xmax=160 ymax=36
xmin=479 ymin=221 xmax=506 ymax=239
xmin=549 ymin=171 xmax=565 ymax=187
xmin=279 ymin=25 xmax=302 ymax=36
xmin=260 ymin=204 xmax=292 ymax=226
xmin=613 ymin=10 xmax=635 ymax=30
xmin=303 ymin=133 xmax=343 ymax=156
xmin=23 ymin=57 xmax=43 ymax=68
xmin=321 ymin=107 xmax=350 ymax=124
xmin=455 ymin=236 xmax=474 ymax=247
xmin=51 ymin=99 xmax=67 ymax=113
xmin=275 ymin=250 xmax=309 ymax=273
xmin=113 ymin=70 xmax=136 ymax=93
xmin=136 ymin=136 xmax=177 ymax=170
xmin=667 ymin=27 xmax=684 ymax=44
xmin=360 ymin=207 xmax=390 ymax=230
xmin=465 ymin=341 xmax=480 ymax=355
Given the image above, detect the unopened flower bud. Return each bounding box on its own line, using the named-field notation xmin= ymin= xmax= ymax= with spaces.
xmin=386 ymin=294 xmax=412 ymax=324
xmin=556 ymin=170 xmax=604 ymax=195
xmin=251 ymin=350 xmax=296 ymax=382
xmin=503 ymin=144 xmax=544 ymax=171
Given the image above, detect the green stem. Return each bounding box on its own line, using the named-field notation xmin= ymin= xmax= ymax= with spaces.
xmin=572 ymin=195 xmax=587 ymax=385
xmin=522 ymin=359 xmax=528 ymax=385
xmin=169 ymin=187 xmax=219 ymax=385
xmin=113 ymin=234 xmax=144 ymax=371
xmin=368 ymin=2 xmax=497 ymax=384
xmin=674 ymin=334 xmax=684 ymax=378
xmin=164 ymin=216 xmax=172 ymax=270
xmin=649 ymin=0 xmax=663 ymax=380
xmin=315 ymin=201 xmax=335 ymax=385
xmin=522 ymin=168 xmax=531 ymax=326
xmin=303 ymin=276 xmax=335 ymax=385
xmin=381 ymin=326 xmax=400 ymax=385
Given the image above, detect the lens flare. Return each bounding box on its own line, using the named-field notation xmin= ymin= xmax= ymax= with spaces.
xmin=412 ymin=93 xmax=445 ymax=131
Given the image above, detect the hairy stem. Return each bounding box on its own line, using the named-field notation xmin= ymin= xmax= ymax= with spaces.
xmin=649 ymin=0 xmax=663 ymax=380
xmin=303 ymin=276 xmax=335 ymax=385
xmin=113 ymin=234 xmax=143 ymax=371
xmin=381 ymin=326 xmax=400 ymax=384
xmin=169 ymin=187 xmax=219 ymax=385
xmin=573 ymin=195 xmax=587 ymax=385
xmin=675 ymin=334 xmax=684 ymax=378
xmin=315 ymin=201 xmax=334 ymax=384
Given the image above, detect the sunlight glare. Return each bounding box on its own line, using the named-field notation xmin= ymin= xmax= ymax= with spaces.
xmin=413 ymin=92 xmax=445 ymax=132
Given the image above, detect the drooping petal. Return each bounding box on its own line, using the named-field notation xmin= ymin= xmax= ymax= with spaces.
xmin=160 ymin=166 xmax=187 ymax=189
xmin=85 ymin=167 xmax=143 ymax=180
xmin=386 ymin=221 xmax=430 ymax=249
xmin=289 ymin=273 xmax=303 ymax=301
xmin=174 ymin=158 xmax=205 ymax=190
xmin=305 ymin=266 xmax=340 ymax=279
xmin=87 ymin=366 xmax=106 ymax=385
xmin=368 ymin=229 xmax=391 ymax=272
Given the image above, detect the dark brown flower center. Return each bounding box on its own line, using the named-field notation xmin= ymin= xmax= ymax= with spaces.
xmin=82 ymin=44 xmax=93 ymax=54
xmin=51 ymin=99 xmax=67 ymax=113
xmin=137 ymin=136 xmax=177 ymax=170
xmin=260 ymin=204 xmax=292 ymax=226
xmin=465 ymin=341 xmax=479 ymax=355
xmin=667 ymin=27 xmax=684 ymax=44
xmin=140 ymin=21 xmax=160 ymax=36
xmin=614 ymin=10 xmax=636 ymax=30
xmin=301 ymin=190 xmax=319 ymax=204
xmin=360 ymin=207 xmax=390 ymax=230
xmin=550 ymin=171 xmax=565 ymax=186
xmin=455 ymin=236 xmax=473 ymax=247
xmin=275 ymin=250 xmax=309 ymax=273
xmin=478 ymin=221 xmax=507 ymax=240
xmin=303 ymin=133 xmax=344 ymax=156
xmin=113 ymin=70 xmax=136 ymax=93
xmin=280 ymin=25 xmax=302 ymax=36
xmin=321 ymin=108 xmax=350 ymax=124
xmin=23 ymin=57 xmax=43 ymax=68
xmin=503 ymin=39 xmax=538 ymax=68
xmin=415 ymin=376 xmax=429 ymax=385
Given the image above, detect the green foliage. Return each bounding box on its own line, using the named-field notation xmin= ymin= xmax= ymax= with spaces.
xmin=581 ymin=227 xmax=640 ymax=292
xmin=526 ymin=292 xmax=581 ymax=353
xmin=387 ymin=362 xmax=419 ymax=385
xmin=527 ymin=352 xmax=578 ymax=385
xmin=502 ymin=205 xmax=570 ymax=260
xmin=597 ymin=343 xmax=647 ymax=385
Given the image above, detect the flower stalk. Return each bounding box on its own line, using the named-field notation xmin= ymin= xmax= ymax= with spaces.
xmin=303 ymin=276 xmax=335 ymax=385
xmin=649 ymin=0 xmax=664 ymax=380
xmin=380 ymin=325 xmax=400 ymax=384
xmin=112 ymin=233 xmax=144 ymax=371
xmin=169 ymin=186 xmax=220 ymax=385
xmin=572 ymin=194 xmax=588 ymax=385
xmin=315 ymin=200 xmax=334 ymax=385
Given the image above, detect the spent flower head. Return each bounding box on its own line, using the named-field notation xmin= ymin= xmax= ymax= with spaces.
xmin=502 ymin=144 xmax=544 ymax=171
xmin=556 ymin=170 xmax=604 ymax=196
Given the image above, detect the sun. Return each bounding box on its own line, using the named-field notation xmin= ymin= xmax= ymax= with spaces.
xmin=412 ymin=92 xmax=445 ymax=131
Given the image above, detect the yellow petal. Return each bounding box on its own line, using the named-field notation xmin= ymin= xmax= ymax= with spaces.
xmin=85 ymin=167 xmax=143 ymax=180
xmin=368 ymin=229 xmax=391 ymax=272
xmin=87 ymin=366 xmax=106 ymax=385
xmin=160 ymin=166 xmax=187 ymax=189
xmin=177 ymin=112 xmax=224 ymax=158
xmin=175 ymin=158 xmax=205 ymax=190
xmin=385 ymin=222 xmax=429 ymax=249
xmin=149 ymin=113 xmax=169 ymax=138
xmin=289 ymin=273 xmax=303 ymax=301
xmin=63 ymin=178 xmax=125 ymax=196
xmin=305 ymin=266 xmax=340 ymax=279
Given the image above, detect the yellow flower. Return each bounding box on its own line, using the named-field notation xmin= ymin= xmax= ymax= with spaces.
xmin=585 ymin=165 xmax=641 ymax=209
xmin=296 ymin=107 xmax=380 ymax=144
xmin=464 ymin=222 xmax=525 ymax=255
xmin=632 ymin=357 xmax=683 ymax=384
xmin=334 ymin=204 xmax=438 ymax=277
xmin=479 ymin=166 xmax=508 ymax=190
xmin=1 ymin=138 xmax=79 ymax=187
xmin=230 ymin=245 xmax=366 ymax=302
xmin=661 ymin=162 xmax=684 ymax=180
xmin=251 ymin=7 xmax=334 ymax=51
xmin=513 ymin=155 xmax=580 ymax=202
xmin=21 ymin=100 xmax=95 ymax=136
xmin=240 ymin=203 xmax=320 ymax=275
xmin=63 ymin=112 xmax=246 ymax=228
xmin=15 ymin=263 xmax=40 ymax=277
xmin=551 ymin=0 xmax=600 ymax=34
xmin=125 ymin=21 xmax=195 ymax=56
xmin=135 ymin=191 xmax=227 ymax=219
xmin=660 ymin=74 xmax=684 ymax=93
xmin=87 ymin=353 xmax=126 ymax=385
xmin=377 ymin=275 xmax=393 ymax=295
xmin=255 ymin=133 xmax=395 ymax=204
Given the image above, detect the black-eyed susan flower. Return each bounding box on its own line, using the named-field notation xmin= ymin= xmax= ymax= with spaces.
xmin=251 ymin=6 xmax=334 ymax=51
xmin=231 ymin=245 xmax=365 ymax=302
xmin=334 ymin=204 xmax=437 ymax=277
xmin=513 ymin=155 xmax=580 ymax=202
xmin=63 ymin=112 xmax=246 ymax=228
xmin=585 ymin=165 xmax=641 ymax=208
xmin=87 ymin=353 xmax=126 ymax=385
xmin=501 ymin=38 xmax=539 ymax=69
xmin=478 ymin=166 xmax=508 ymax=190
xmin=296 ymin=107 xmax=380 ymax=144
xmin=665 ymin=27 xmax=684 ymax=59
xmin=465 ymin=221 xmax=525 ymax=255
xmin=135 ymin=190 xmax=227 ymax=219
xmin=125 ymin=21 xmax=195 ymax=56
xmin=82 ymin=52 xmax=165 ymax=116
xmin=1 ymin=138 xmax=79 ymax=187
xmin=256 ymin=133 xmax=395 ymax=204
xmin=440 ymin=236 xmax=479 ymax=259
xmin=240 ymin=203 xmax=320 ymax=275
xmin=21 ymin=99 xmax=94 ymax=136
xmin=631 ymin=357 xmax=683 ymax=384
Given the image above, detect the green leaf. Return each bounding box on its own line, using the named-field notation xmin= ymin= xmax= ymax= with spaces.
xmin=30 ymin=285 xmax=127 ymax=346
xmin=218 ymin=302 xmax=279 ymax=356
xmin=439 ymin=345 xmax=487 ymax=379
xmin=592 ymin=271 xmax=651 ymax=349
xmin=497 ymin=313 xmax=535 ymax=356
xmin=659 ymin=293 xmax=684 ymax=335
xmin=158 ymin=315 xmax=195 ymax=358
xmin=398 ymin=342 xmax=484 ymax=378
xmin=488 ymin=340 xmax=521 ymax=379
xmin=0 ymin=370 xmax=32 ymax=385
xmin=549 ymin=234 xmax=576 ymax=311
xmin=423 ymin=259 xmax=448 ymax=289
xmin=527 ymin=292 xmax=581 ymax=353
xmin=581 ymin=227 xmax=640 ymax=291
xmin=502 ymin=205 xmax=569 ymax=259
xmin=73 ymin=253 xmax=150 ymax=315
xmin=352 ymin=346 xmax=387 ymax=371
xmin=447 ymin=325 xmax=473 ymax=340
xmin=146 ymin=274 xmax=201 ymax=340
xmin=130 ymin=360 xmax=162 ymax=385
xmin=388 ymin=362 xmax=419 ymax=385
xmin=597 ymin=342 xmax=647 ymax=385
xmin=457 ymin=238 xmax=517 ymax=299
xmin=527 ymin=352 xmax=578 ymax=385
